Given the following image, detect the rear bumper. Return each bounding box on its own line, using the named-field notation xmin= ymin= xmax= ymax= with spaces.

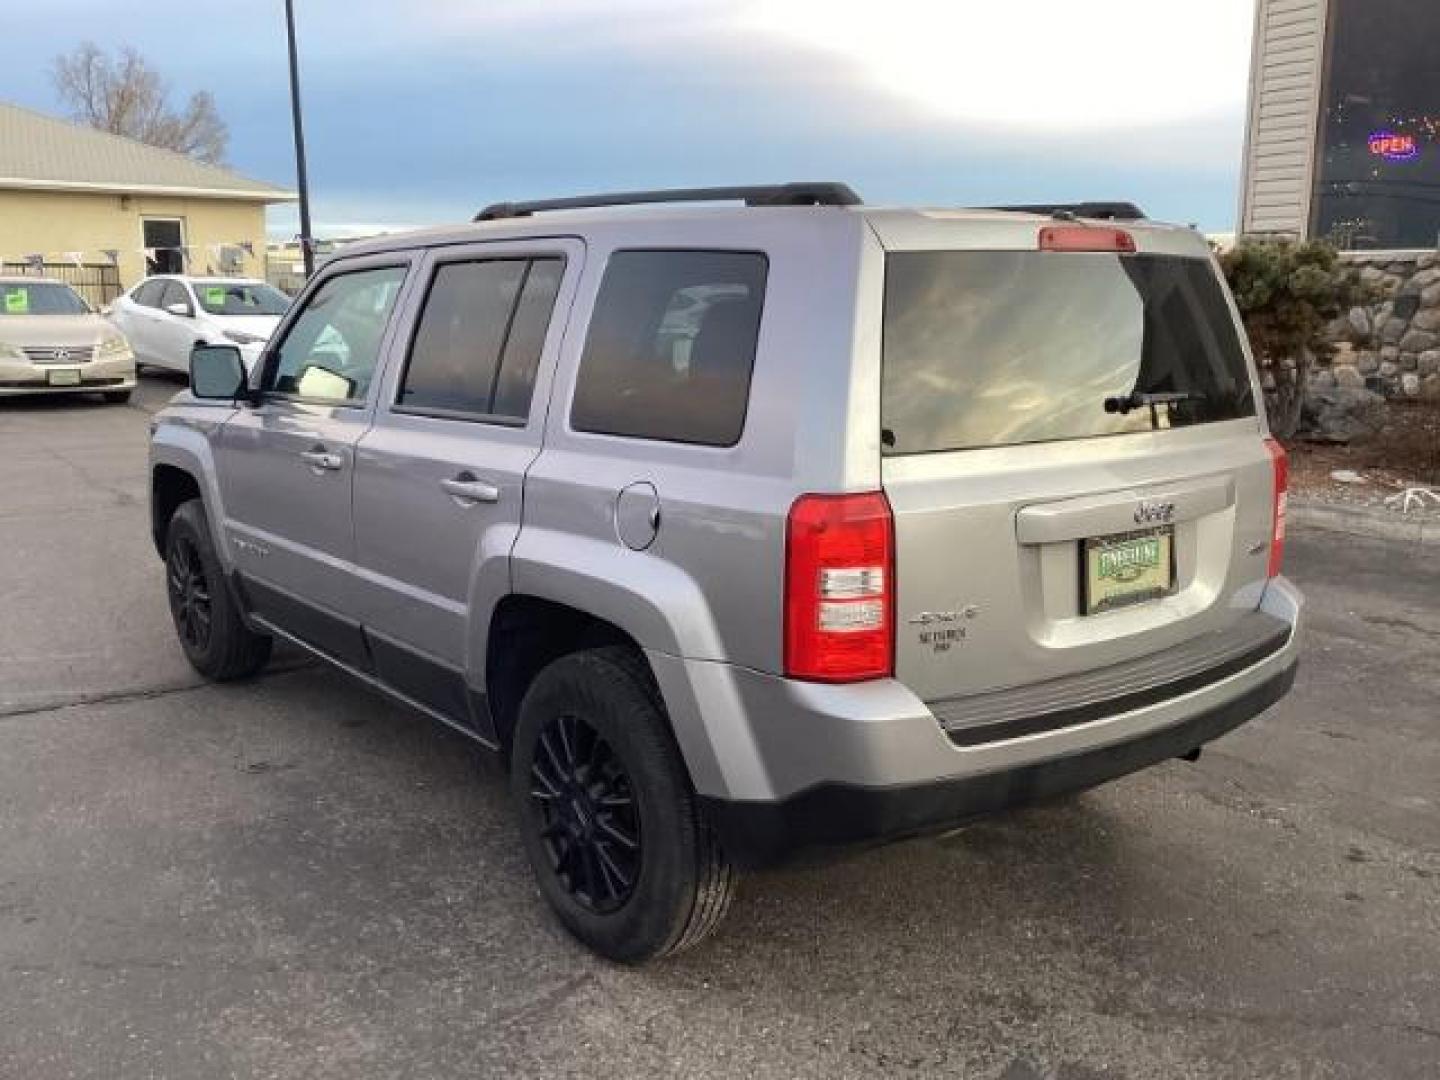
xmin=701 ymin=657 xmax=1295 ymax=867
xmin=650 ymin=576 xmax=1303 ymax=868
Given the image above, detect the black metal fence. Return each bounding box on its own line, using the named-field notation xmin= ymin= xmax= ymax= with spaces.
xmin=0 ymin=262 xmax=123 ymax=309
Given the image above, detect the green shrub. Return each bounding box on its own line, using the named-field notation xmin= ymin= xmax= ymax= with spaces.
xmin=1219 ymin=238 xmax=1374 ymax=437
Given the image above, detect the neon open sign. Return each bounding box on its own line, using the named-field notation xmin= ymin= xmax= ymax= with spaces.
xmin=1368 ymin=130 xmax=1419 ymax=161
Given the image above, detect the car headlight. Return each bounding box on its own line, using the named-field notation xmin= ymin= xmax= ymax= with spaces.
xmin=96 ymin=336 xmax=132 ymax=358
xmin=0 ymin=341 xmax=23 ymax=361
xmin=223 ymin=330 xmax=267 ymax=346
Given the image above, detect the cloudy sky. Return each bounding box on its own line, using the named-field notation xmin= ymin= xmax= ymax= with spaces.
xmin=3 ymin=0 xmax=1257 ymax=237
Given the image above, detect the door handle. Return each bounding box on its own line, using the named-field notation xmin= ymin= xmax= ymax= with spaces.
xmin=441 ymin=474 xmax=500 ymax=505
xmin=299 ymin=448 xmax=344 ymax=471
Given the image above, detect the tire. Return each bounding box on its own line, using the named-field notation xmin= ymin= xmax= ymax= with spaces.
xmin=102 ymin=390 xmax=132 ymax=404
xmin=164 ymin=499 xmax=272 ymax=680
xmin=510 ymin=646 xmax=737 ymax=964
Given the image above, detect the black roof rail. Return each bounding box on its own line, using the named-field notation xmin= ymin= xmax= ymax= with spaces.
xmin=475 ymin=182 xmax=862 ymax=222
xmin=984 ymin=201 xmax=1147 ymax=221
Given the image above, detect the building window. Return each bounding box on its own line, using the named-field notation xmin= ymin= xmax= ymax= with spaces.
xmin=1312 ymin=0 xmax=1440 ymax=250
xmin=143 ymin=218 xmax=186 ymax=274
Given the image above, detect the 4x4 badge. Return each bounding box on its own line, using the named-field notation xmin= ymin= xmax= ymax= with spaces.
xmin=907 ymin=606 xmax=980 ymax=626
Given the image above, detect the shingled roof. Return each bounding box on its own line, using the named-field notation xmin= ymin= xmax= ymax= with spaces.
xmin=0 ymin=101 xmax=295 ymax=202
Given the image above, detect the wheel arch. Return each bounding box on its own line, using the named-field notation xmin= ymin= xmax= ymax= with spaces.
xmin=151 ymin=464 xmax=201 ymax=555
xmin=484 ymin=595 xmax=646 ymax=755
xmin=149 ymin=421 xmax=232 ymax=565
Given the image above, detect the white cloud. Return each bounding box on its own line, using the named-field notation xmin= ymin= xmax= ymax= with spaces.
xmin=410 ymin=0 xmax=1254 ymax=133
xmin=742 ymin=0 xmax=1255 ymax=130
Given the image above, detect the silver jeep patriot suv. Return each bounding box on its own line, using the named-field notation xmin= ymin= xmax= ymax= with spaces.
xmin=150 ymin=183 xmax=1301 ymax=963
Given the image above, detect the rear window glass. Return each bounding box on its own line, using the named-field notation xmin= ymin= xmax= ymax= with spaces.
xmin=571 ymin=250 xmax=767 ymax=447
xmin=881 ymin=252 xmax=1256 ymax=455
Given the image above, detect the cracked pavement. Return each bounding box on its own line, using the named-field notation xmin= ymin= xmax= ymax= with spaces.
xmin=1 ymin=375 xmax=1437 ymax=1078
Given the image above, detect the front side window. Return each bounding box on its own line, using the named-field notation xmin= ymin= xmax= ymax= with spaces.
xmin=397 ymin=257 xmax=563 ymax=420
xmin=132 ymin=280 xmax=166 ymax=308
xmin=159 ymin=281 xmax=192 ymax=314
xmin=270 ymin=265 xmax=407 ymax=404
xmin=571 ymin=250 xmax=767 ymax=446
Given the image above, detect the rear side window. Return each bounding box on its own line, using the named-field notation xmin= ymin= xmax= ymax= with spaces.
xmin=881 ymin=252 xmax=1256 ymax=455
xmin=398 ymin=257 xmax=564 ymax=421
xmin=571 ymin=250 xmax=767 ymax=447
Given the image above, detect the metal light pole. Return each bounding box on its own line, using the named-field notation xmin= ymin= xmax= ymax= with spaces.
xmin=284 ymin=0 xmax=315 ymax=277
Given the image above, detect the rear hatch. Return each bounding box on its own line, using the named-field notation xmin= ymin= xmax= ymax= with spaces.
xmin=869 ymin=213 xmax=1278 ymax=705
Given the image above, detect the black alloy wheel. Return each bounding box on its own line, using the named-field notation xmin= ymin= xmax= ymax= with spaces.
xmin=167 ymin=534 xmax=213 ymax=653
xmin=529 ymin=712 xmax=642 ymax=914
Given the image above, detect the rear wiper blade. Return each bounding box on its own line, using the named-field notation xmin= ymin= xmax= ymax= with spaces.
xmin=1103 ymin=390 xmax=1203 ymax=415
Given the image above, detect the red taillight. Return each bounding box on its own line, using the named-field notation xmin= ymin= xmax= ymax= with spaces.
xmin=1038 ymin=225 xmax=1137 ymax=253
xmin=1264 ymin=436 xmax=1288 ymax=578
xmin=784 ymin=491 xmax=894 ymax=682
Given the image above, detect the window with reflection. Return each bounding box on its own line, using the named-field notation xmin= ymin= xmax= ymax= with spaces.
xmin=1312 ymin=0 xmax=1440 ymax=250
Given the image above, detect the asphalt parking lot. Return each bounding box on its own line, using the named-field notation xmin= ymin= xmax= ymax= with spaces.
xmin=1 ymin=373 xmax=1437 ymax=1079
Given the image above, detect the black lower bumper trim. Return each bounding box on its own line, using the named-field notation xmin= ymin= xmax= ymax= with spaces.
xmin=701 ymin=659 xmax=1297 ymax=869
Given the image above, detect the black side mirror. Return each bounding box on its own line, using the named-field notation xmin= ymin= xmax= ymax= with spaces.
xmin=190 ymin=344 xmax=249 ymax=401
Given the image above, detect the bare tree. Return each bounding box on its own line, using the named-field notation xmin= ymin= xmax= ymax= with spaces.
xmin=52 ymin=42 xmax=228 ymax=165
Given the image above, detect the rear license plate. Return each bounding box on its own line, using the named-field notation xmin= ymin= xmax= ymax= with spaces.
xmin=1082 ymin=526 xmax=1175 ymax=614
xmin=47 ymin=369 xmax=81 ymax=386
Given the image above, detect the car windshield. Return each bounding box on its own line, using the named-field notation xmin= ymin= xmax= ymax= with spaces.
xmin=193 ymin=281 xmax=291 ymax=317
xmin=880 ymin=251 xmax=1257 ymax=454
xmin=1 ymin=282 xmax=90 ymax=316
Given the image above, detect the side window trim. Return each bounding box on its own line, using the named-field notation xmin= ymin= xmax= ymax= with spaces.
xmin=389 ymin=251 xmax=568 ymax=427
xmin=259 ymin=257 xmax=413 ymax=410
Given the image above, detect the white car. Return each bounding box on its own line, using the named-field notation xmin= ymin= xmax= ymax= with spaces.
xmin=109 ymin=276 xmax=291 ymax=375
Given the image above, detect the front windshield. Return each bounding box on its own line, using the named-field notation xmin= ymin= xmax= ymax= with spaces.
xmin=193 ymin=281 xmax=291 ymax=317
xmin=1 ymin=282 xmax=90 ymax=316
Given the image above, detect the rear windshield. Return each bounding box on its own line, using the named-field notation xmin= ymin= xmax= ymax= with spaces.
xmin=194 ymin=281 xmax=291 ymax=317
xmin=881 ymin=252 xmax=1256 ymax=455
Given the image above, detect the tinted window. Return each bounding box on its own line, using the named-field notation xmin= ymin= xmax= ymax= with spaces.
xmin=493 ymin=259 xmax=564 ymax=419
xmin=881 ymin=252 xmax=1255 ymax=455
xmin=399 ymin=260 xmax=525 ymax=416
xmin=271 ymin=265 xmax=407 ymax=404
xmin=132 ymin=280 xmax=166 ymax=307
xmin=0 ymin=282 xmax=88 ymax=315
xmin=571 ymin=250 xmax=766 ymax=446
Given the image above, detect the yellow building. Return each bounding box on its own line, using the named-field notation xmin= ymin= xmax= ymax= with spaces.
xmin=0 ymin=101 xmax=295 ymax=296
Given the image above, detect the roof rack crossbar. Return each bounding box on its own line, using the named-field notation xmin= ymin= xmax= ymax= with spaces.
xmin=984 ymin=201 xmax=1147 ymax=221
xmin=475 ymin=182 xmax=862 ymax=221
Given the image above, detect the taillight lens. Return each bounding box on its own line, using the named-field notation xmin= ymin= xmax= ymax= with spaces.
xmin=1038 ymin=225 xmax=1137 ymax=253
xmin=784 ymin=492 xmax=894 ymax=682
xmin=1263 ymin=436 xmax=1288 ymax=578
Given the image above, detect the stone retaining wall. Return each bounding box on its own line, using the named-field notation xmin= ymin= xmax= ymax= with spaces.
xmin=1315 ymin=250 xmax=1440 ymax=400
